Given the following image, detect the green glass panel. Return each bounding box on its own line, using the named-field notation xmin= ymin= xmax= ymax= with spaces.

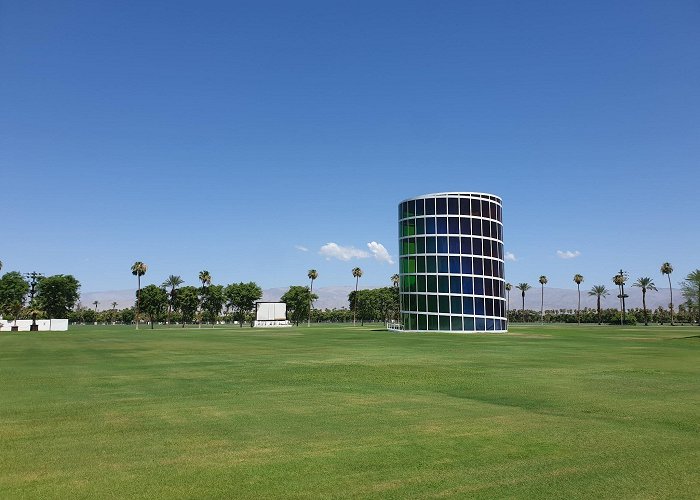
xmin=417 ymin=275 xmax=426 ymax=292
xmin=418 ymin=314 xmax=427 ymax=330
xmin=439 ymin=315 xmax=450 ymax=330
xmin=439 ymin=295 xmax=449 ymax=313
xmin=451 ymin=316 xmax=463 ymax=331
xmin=418 ymin=295 xmax=426 ymax=312
xmin=438 ymin=276 xmax=449 ymax=293
xmin=428 ymin=314 xmax=439 ymax=330
xmin=427 ymin=276 xmax=437 ymax=293
xmin=407 ymin=275 xmax=416 ymax=292
xmin=427 ymin=295 xmax=438 ymax=313
xmin=408 ymin=257 xmax=416 ymax=273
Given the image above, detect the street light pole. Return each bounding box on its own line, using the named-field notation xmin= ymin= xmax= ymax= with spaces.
xmin=24 ymin=272 xmax=44 ymax=332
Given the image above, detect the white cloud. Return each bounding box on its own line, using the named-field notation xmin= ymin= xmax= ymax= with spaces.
xmin=557 ymin=250 xmax=581 ymax=259
xmin=294 ymin=245 xmax=309 ymax=252
xmin=319 ymin=242 xmax=369 ymax=261
xmin=367 ymin=241 xmax=394 ymax=264
xmin=505 ymin=252 xmax=517 ymax=262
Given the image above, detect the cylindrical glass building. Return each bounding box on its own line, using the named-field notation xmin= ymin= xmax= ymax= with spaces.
xmin=398 ymin=192 xmax=507 ymax=332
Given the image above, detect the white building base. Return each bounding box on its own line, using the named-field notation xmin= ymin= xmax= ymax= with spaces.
xmin=254 ymin=320 xmax=292 ymax=328
xmin=0 ymin=319 xmax=69 ymax=332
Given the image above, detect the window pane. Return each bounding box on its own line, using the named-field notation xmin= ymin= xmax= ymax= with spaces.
xmin=473 ymin=258 xmax=483 ymax=275
xmin=437 ymin=217 xmax=447 ymax=234
xmin=439 ymin=295 xmax=449 ymax=313
xmin=417 ymin=275 xmax=426 ymax=292
xmin=490 ymin=203 xmax=497 ymax=220
xmin=428 ymin=314 xmax=439 ymax=330
xmin=475 ymin=317 xmax=486 ymax=331
xmin=427 ymin=295 xmax=438 ymax=313
xmin=416 ymin=218 xmax=425 ymax=235
xmin=415 ymin=198 xmax=424 ymax=216
xmin=451 ymin=315 xmax=463 ymax=331
xmin=462 ymin=258 xmax=473 ymax=275
xmin=486 ymin=298 xmax=494 ymax=316
xmin=427 ymin=276 xmax=437 ymax=293
xmin=481 ymin=201 xmax=490 ymax=219
xmin=439 ymin=315 xmax=450 ymax=330
xmin=449 ymin=256 xmax=460 ymax=273
xmin=427 ymin=237 xmax=436 ymax=254
xmin=438 ymin=256 xmax=449 ymax=273
xmin=426 ymin=256 xmax=437 ymax=273
xmin=417 ymin=256 xmax=426 ymax=273
xmin=460 ymin=217 xmax=471 ymax=236
xmin=449 ymin=237 xmax=460 ymax=254
xmin=463 ymin=297 xmax=474 ymax=315
xmin=464 ymin=316 xmax=475 ymax=331
xmin=425 ymin=198 xmax=435 ymax=215
xmin=438 ymin=276 xmax=449 ymax=293
xmin=472 ymin=238 xmax=482 ymax=256
xmin=426 ymin=217 xmax=436 ymax=234
xmin=450 ymin=275 xmax=461 ymax=293
xmin=436 ymin=198 xmax=447 ymax=214
xmin=418 ymin=314 xmax=427 ymax=330
xmin=448 ymin=197 xmax=458 ymax=214
xmin=407 ymin=200 xmax=416 ymax=218
xmin=418 ymin=294 xmax=426 ymax=312
xmin=471 ymin=218 xmax=482 ymax=236
xmin=437 ymin=236 xmax=448 ymax=253
xmin=474 ymin=278 xmax=484 ymax=295
xmin=482 ymin=239 xmax=491 ymax=257
xmin=448 ymin=217 xmax=460 ymax=234
xmin=461 ymin=237 xmax=472 ymax=255
xmin=451 ymin=296 xmax=462 ymax=314
xmin=475 ymin=297 xmax=485 ymax=316
xmin=482 ymin=221 xmax=491 ymax=238
xmin=470 ymin=199 xmax=481 ymax=217
xmin=462 ymin=277 xmax=474 ymax=295
xmin=417 ymin=237 xmax=426 ymax=254
xmin=459 ymin=198 xmax=469 ymax=215
xmin=485 ymin=279 xmax=493 ymax=297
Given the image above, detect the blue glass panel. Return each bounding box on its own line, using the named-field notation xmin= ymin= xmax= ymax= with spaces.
xmin=449 ymin=237 xmax=460 ymax=254
xmin=448 ymin=197 xmax=458 ymax=214
xmin=437 ymin=217 xmax=447 ymax=234
xmin=474 ymin=278 xmax=484 ymax=296
xmin=480 ymin=201 xmax=490 ymax=219
xmin=482 ymin=221 xmax=491 ymax=238
xmin=426 ymin=256 xmax=436 ymax=273
xmin=449 ymin=256 xmax=460 ymax=273
xmin=462 ymin=277 xmax=474 ymax=295
xmin=473 ymin=258 xmax=483 ymax=275
xmin=416 ymin=198 xmax=424 ymax=216
xmin=417 ymin=256 xmax=426 ymax=273
xmin=450 ymin=275 xmax=461 ymax=293
xmin=461 ymin=238 xmax=472 ymax=255
xmin=436 ymin=198 xmax=447 ymax=214
xmin=486 ymin=298 xmax=494 ymax=316
xmin=482 ymin=240 xmax=492 ymax=257
xmin=448 ymin=217 xmax=460 ymax=234
xmin=483 ymin=259 xmax=492 ymax=277
xmin=464 ymin=316 xmax=475 ymax=331
xmin=426 ymin=217 xmax=436 ymax=234
xmin=427 ymin=237 xmax=436 ymax=253
xmin=472 ymin=238 xmax=482 ymax=255
xmin=462 ymin=257 xmax=472 ymax=275
xmin=475 ymin=317 xmax=486 ymax=331
xmin=463 ymin=297 xmax=474 ymax=315
xmin=425 ymin=198 xmax=435 ymax=215
xmin=437 ymin=256 xmax=448 ymax=273
xmin=418 ymin=295 xmax=426 ymax=312
xmin=460 ymin=217 xmax=471 ymax=235
xmin=475 ymin=297 xmax=485 ymax=315
xmin=486 ymin=318 xmax=495 ymax=331
xmin=437 ymin=237 xmax=448 ymax=253
xmin=471 ymin=218 xmax=481 ymax=236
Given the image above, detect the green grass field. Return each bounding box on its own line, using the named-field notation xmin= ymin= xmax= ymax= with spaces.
xmin=1 ymin=324 xmax=698 ymax=498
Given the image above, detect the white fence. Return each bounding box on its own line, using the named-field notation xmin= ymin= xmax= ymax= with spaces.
xmin=0 ymin=319 xmax=69 ymax=332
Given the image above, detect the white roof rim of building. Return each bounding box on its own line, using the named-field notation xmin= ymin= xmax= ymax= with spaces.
xmin=399 ymin=192 xmax=502 ymax=204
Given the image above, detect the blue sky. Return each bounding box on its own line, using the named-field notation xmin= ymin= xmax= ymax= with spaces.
xmin=2 ymin=1 xmax=698 ymax=293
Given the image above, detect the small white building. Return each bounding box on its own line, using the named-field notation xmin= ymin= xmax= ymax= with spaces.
xmin=254 ymin=302 xmax=291 ymax=328
xmin=0 ymin=318 xmax=69 ymax=331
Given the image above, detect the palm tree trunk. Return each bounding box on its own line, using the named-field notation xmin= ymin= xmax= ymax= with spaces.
xmin=135 ymin=275 xmax=141 ymax=330
xmin=577 ymin=284 xmax=581 ymax=324
xmin=540 ymin=285 xmax=544 ymax=323
xmin=353 ymin=277 xmax=359 ymax=326
xmin=308 ymin=279 xmax=313 ymax=327
xmin=668 ymin=274 xmax=674 ymax=325
xmin=521 ymin=292 xmax=525 ymax=321
xmin=642 ymin=289 xmax=648 ymax=326
xmin=597 ymin=296 xmax=601 ymax=325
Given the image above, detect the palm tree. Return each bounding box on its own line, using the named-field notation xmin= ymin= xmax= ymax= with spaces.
xmin=352 ymin=267 xmax=363 ymax=325
xmin=198 ymin=270 xmax=211 ymax=328
xmin=111 ymin=301 xmax=118 ymax=324
xmin=573 ymin=274 xmax=584 ymax=324
xmin=307 ymin=269 xmax=318 ymax=327
xmin=660 ymin=262 xmax=674 ymax=325
xmin=162 ymin=275 xmax=184 ymax=325
xmin=613 ymin=271 xmax=628 ymax=324
xmin=538 ymin=275 xmax=548 ymax=322
xmin=92 ymin=300 xmax=99 ymax=325
xmin=633 ymin=277 xmax=657 ymax=326
xmin=131 ymin=261 xmax=147 ymax=330
xmin=588 ymin=285 xmax=610 ymax=325
xmin=391 ymin=274 xmax=400 ymax=288
xmin=515 ymin=283 xmax=531 ymax=321
xmin=505 ymin=283 xmax=512 ymax=317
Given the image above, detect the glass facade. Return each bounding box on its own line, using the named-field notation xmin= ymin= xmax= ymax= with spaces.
xmin=398 ymin=192 xmax=507 ymax=332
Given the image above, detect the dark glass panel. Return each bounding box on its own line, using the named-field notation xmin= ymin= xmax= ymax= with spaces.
xmin=439 ymin=295 xmax=449 ymax=313
xmin=449 ymin=256 xmax=460 ymax=274
xmin=407 ymin=239 xmax=416 ymax=255
xmin=460 ymin=217 xmax=471 ymax=236
xmin=407 ymin=200 xmax=416 ymax=218
xmin=491 ymin=221 xmax=498 ymax=240
xmin=417 ymin=256 xmax=426 ymax=273
xmin=418 ymin=314 xmax=427 ymax=331
xmin=428 ymin=314 xmax=439 ymax=331
xmin=425 ymin=197 xmax=435 ymax=215
xmin=480 ymin=200 xmax=490 ymax=219
xmin=473 ymin=258 xmax=483 ymax=276
xmin=438 ymin=276 xmax=449 ymax=293
xmin=437 ymin=256 xmax=448 ymax=273
xmin=407 ymin=275 xmax=416 ymax=292
xmin=401 ymin=294 xmax=409 ymax=311
xmin=426 ymin=237 xmax=436 ymax=254
xmin=482 ymin=240 xmax=491 ymax=257
xmin=449 ymin=237 xmax=460 ymax=254
xmin=437 ymin=237 xmax=448 ymax=253
xmin=470 ymin=199 xmax=481 ymax=217
xmin=474 ymin=278 xmax=484 ymax=296
xmin=483 ymin=259 xmax=492 ymax=277
xmin=417 ymin=275 xmax=426 ymax=293
xmin=471 ymin=218 xmax=482 ymax=236
xmin=463 ymin=297 xmax=474 ymax=315
xmin=427 ymin=295 xmax=438 ymax=313
xmin=448 ymin=197 xmax=458 ymax=215
xmin=450 ymin=275 xmax=461 ymax=294
xmin=461 ymin=237 xmax=472 ymax=255
xmin=426 ymin=256 xmax=437 ymax=273
xmin=409 ymin=294 xmax=417 ymax=312
xmin=451 ymin=296 xmax=462 ymax=314
xmin=482 ymin=221 xmax=491 ymax=238
xmin=485 ymin=279 xmax=493 ymax=297
xmin=461 ymin=258 xmax=473 ymax=275
xmin=439 ymin=315 xmax=450 ymax=331
xmin=408 ymin=257 xmax=416 ymax=274
xmin=472 ymin=238 xmax=482 ymax=256
xmin=448 ymin=217 xmax=460 ymax=234
xmin=400 ymin=257 xmax=407 ymax=274
xmin=426 ymin=217 xmax=436 ymax=234
xmin=486 ymin=298 xmax=494 ymax=316
xmin=398 ymin=203 xmax=403 ymax=220
xmin=418 ymin=294 xmax=426 ymax=312
xmin=475 ymin=317 xmax=486 ymax=331
xmin=401 ymin=202 xmax=407 ymax=219
xmin=451 ymin=316 xmax=463 ymax=331
xmin=427 ymin=275 xmax=437 ymax=293
xmin=486 ymin=318 xmax=495 ymax=331
xmin=490 ymin=202 xmax=497 ymax=220
xmin=464 ymin=316 xmax=475 ymax=331
xmin=416 ymin=218 xmax=425 ymax=235
xmin=459 ymin=198 xmax=469 ymax=215
xmin=462 ymin=277 xmax=474 ymax=295
xmin=475 ymin=297 xmax=485 ymax=316
xmin=437 ymin=217 xmax=447 ymax=234
xmin=436 ymin=198 xmax=447 ymax=215
xmin=416 ymin=198 xmax=424 ymax=216
xmin=417 ymin=237 xmax=426 ymax=254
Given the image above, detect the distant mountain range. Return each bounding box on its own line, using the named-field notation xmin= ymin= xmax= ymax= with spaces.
xmin=80 ymin=285 xmax=681 ymax=312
